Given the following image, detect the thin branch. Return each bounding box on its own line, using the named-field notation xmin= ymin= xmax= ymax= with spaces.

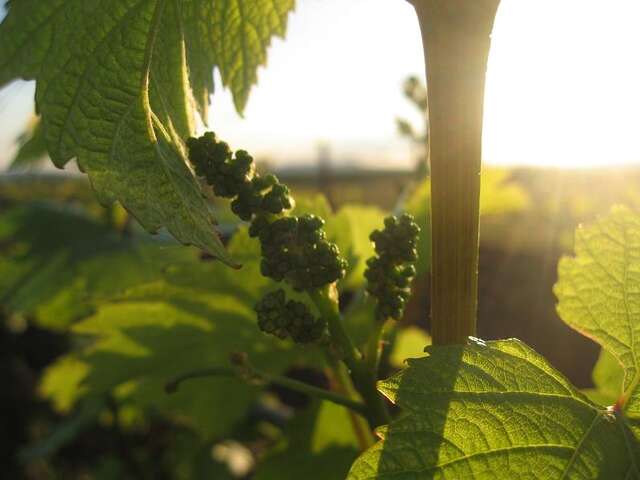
xmin=164 ymin=360 xmax=368 ymax=417
xmin=324 ymin=354 xmax=375 ymax=450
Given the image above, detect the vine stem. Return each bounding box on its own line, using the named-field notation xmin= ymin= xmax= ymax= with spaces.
xmin=412 ymin=0 xmax=501 ymax=345
xmin=364 ymin=316 xmax=388 ymax=376
xmin=324 ymin=354 xmax=375 ymax=450
xmin=309 ymin=287 xmax=391 ymax=428
xmin=164 ymin=364 xmax=368 ymax=417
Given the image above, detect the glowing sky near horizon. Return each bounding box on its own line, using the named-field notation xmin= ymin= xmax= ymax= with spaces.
xmin=1 ymin=0 xmax=640 ymax=169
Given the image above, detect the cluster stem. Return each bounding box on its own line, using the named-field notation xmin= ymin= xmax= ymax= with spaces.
xmin=309 ymin=287 xmax=391 ymax=428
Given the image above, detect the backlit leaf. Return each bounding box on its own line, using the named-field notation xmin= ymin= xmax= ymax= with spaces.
xmin=348 ymin=339 xmax=640 ymax=479
xmin=388 ymin=326 xmax=431 ymax=368
xmin=0 ymin=0 xmax=295 ymax=263
xmin=40 ymin=229 xmax=315 ymax=437
xmin=0 ymin=204 xmax=194 ymax=330
xmin=555 ymin=206 xmax=640 ymax=416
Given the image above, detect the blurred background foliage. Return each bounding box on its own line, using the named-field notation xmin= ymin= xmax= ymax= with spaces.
xmin=2 ymin=76 xmax=639 ymax=479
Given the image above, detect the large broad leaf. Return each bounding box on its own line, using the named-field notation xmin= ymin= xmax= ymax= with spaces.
xmin=40 ymin=229 xmax=315 ymax=437
xmin=348 ymin=339 xmax=640 ymax=479
xmin=555 ymin=206 xmax=640 ymax=393
xmin=0 ymin=0 xmax=295 ymax=264
xmin=0 ymin=203 xmax=194 ymax=329
xmin=555 ymin=206 xmax=640 ymax=418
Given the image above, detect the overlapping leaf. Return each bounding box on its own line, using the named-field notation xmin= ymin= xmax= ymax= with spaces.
xmin=388 ymin=326 xmax=430 ymax=368
xmin=0 ymin=203 xmax=194 ymax=329
xmin=555 ymin=206 xmax=640 ymax=417
xmin=40 ymin=229 xmax=315 ymax=437
xmin=348 ymin=339 xmax=640 ymax=479
xmin=556 ymin=206 xmax=640 ymax=392
xmin=0 ymin=0 xmax=295 ymax=263
xmin=327 ymin=205 xmax=387 ymax=289
xmin=582 ymin=349 xmax=624 ymax=407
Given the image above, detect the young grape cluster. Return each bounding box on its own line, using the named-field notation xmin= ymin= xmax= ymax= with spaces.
xmin=254 ymin=289 xmax=326 ymax=343
xmin=250 ymin=214 xmax=347 ymax=291
xmin=187 ymin=132 xmax=347 ymax=343
xmin=365 ymin=214 xmax=420 ymax=320
xmin=187 ymin=132 xmax=292 ymax=221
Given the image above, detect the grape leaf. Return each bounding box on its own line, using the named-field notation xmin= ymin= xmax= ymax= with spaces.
xmin=207 ymin=0 xmax=295 ymax=113
xmin=389 ymin=326 xmax=431 ymax=368
xmin=478 ymin=168 xmax=530 ymax=216
xmin=17 ymin=399 xmax=104 ymax=463
xmin=555 ymin=206 xmax=640 ymax=416
xmin=0 ymin=203 xmax=194 ymax=329
xmin=0 ymin=0 xmax=295 ymax=264
xmin=583 ymin=349 xmax=625 ymax=406
xmin=348 ymin=339 xmax=640 ymax=479
xmin=254 ymin=401 xmax=360 ymax=480
xmin=169 ymin=433 xmax=235 ymax=480
xmin=327 ymin=205 xmax=387 ymax=289
xmin=289 ymin=192 xmax=333 ymax=220
xmin=40 ymin=229 xmax=315 ymax=437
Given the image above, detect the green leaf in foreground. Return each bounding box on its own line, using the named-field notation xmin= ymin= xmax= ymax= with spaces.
xmin=348 ymin=339 xmax=640 ymax=479
xmin=555 ymin=206 xmax=640 ymax=415
xmin=0 ymin=204 xmax=195 ymax=329
xmin=40 ymin=229 xmax=313 ymax=437
xmin=0 ymin=0 xmax=294 ymax=263
xmin=583 ymin=349 xmax=625 ymax=406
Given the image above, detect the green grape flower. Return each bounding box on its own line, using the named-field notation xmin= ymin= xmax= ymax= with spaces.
xmin=187 ymin=132 xmax=347 ymax=343
xmin=255 ymin=289 xmax=326 ymax=343
xmin=365 ymin=214 xmax=420 ymax=320
xmin=256 ymin=215 xmax=347 ymax=291
xmin=187 ymin=133 xmax=293 ymax=220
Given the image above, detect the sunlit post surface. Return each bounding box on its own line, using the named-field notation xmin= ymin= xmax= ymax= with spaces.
xmin=412 ymin=0 xmax=500 ymax=344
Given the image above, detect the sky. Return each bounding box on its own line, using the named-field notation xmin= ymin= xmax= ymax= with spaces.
xmin=1 ymin=0 xmax=640 ymax=169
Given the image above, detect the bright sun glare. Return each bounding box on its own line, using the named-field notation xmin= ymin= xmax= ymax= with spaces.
xmin=484 ymin=0 xmax=640 ymax=168
xmin=203 ymin=0 xmax=640 ymax=169
xmin=1 ymin=0 xmax=640 ymax=169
